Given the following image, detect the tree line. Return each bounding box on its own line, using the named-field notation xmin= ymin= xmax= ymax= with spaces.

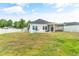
xmin=0 ymin=19 xmax=31 ymax=29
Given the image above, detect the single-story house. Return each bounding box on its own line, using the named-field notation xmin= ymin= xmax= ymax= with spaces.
xmin=27 ymin=19 xmax=56 ymax=33
xmin=64 ymin=22 xmax=79 ymax=32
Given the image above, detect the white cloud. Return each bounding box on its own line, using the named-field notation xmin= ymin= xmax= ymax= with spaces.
xmin=73 ymin=3 xmax=79 ymax=7
xmin=55 ymin=3 xmax=67 ymax=8
xmin=3 ymin=6 xmax=25 ymax=14
xmin=0 ymin=3 xmax=79 ymax=23
xmin=31 ymin=9 xmax=36 ymax=12
xmin=54 ymin=3 xmax=79 ymax=13
xmin=1 ymin=9 xmax=79 ymax=23
xmin=0 ymin=0 xmax=79 ymax=3
xmin=43 ymin=3 xmax=70 ymax=13
xmin=25 ymin=7 xmax=79 ymax=23
xmin=56 ymin=8 xmax=63 ymax=12
xmin=16 ymin=3 xmax=30 ymax=8
xmin=16 ymin=3 xmax=26 ymax=6
xmin=46 ymin=3 xmax=79 ymax=13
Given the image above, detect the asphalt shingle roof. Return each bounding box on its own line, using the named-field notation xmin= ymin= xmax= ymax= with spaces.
xmin=64 ymin=22 xmax=79 ymax=26
xmin=30 ymin=19 xmax=52 ymax=24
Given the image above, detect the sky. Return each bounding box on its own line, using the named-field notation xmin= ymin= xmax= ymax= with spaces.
xmin=0 ymin=3 xmax=79 ymax=23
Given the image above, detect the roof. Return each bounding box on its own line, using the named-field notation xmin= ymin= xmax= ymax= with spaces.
xmin=64 ymin=22 xmax=79 ymax=26
xmin=30 ymin=19 xmax=52 ymax=24
xmin=55 ymin=24 xmax=64 ymax=26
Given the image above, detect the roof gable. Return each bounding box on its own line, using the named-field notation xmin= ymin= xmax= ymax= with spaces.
xmin=30 ymin=19 xmax=51 ymax=24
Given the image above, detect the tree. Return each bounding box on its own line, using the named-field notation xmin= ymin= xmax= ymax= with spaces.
xmin=0 ymin=18 xmax=30 ymax=28
xmin=19 ymin=19 xmax=26 ymax=28
xmin=14 ymin=21 xmax=19 ymax=28
xmin=0 ymin=19 xmax=8 ymax=28
xmin=26 ymin=20 xmax=31 ymax=27
xmin=7 ymin=19 xmax=13 ymax=27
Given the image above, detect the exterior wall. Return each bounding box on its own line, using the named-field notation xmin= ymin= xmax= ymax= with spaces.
xmin=64 ymin=25 xmax=79 ymax=32
xmin=29 ymin=24 xmax=48 ymax=33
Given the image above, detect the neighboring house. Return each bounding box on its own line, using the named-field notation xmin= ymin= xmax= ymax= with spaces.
xmin=27 ymin=19 xmax=56 ymax=33
xmin=64 ymin=22 xmax=79 ymax=32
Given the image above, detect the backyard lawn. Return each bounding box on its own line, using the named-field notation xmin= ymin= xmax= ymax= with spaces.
xmin=0 ymin=32 xmax=79 ymax=56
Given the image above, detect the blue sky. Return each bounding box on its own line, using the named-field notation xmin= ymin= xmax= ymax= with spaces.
xmin=0 ymin=3 xmax=79 ymax=23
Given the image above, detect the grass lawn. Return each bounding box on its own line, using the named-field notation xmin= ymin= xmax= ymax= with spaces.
xmin=0 ymin=32 xmax=79 ymax=56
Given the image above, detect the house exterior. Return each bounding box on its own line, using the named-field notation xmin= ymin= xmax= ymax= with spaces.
xmin=27 ymin=19 xmax=55 ymax=33
xmin=64 ymin=22 xmax=79 ymax=32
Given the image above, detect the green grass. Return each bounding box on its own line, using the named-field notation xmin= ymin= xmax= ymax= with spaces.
xmin=0 ymin=32 xmax=79 ymax=56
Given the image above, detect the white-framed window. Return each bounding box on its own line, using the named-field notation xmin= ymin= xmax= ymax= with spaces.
xmin=43 ymin=26 xmax=47 ymax=30
xmin=32 ymin=26 xmax=38 ymax=31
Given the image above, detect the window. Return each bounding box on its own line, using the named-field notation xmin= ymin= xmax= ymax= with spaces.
xmin=45 ymin=26 xmax=47 ymax=30
xmin=43 ymin=26 xmax=47 ymax=30
xmin=36 ymin=26 xmax=38 ymax=31
xmin=33 ymin=26 xmax=35 ymax=30
xmin=43 ymin=26 xmax=44 ymax=30
xmin=32 ymin=26 xmax=38 ymax=31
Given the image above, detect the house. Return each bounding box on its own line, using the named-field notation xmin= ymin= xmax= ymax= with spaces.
xmin=64 ymin=22 xmax=79 ymax=32
xmin=27 ymin=19 xmax=56 ymax=33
